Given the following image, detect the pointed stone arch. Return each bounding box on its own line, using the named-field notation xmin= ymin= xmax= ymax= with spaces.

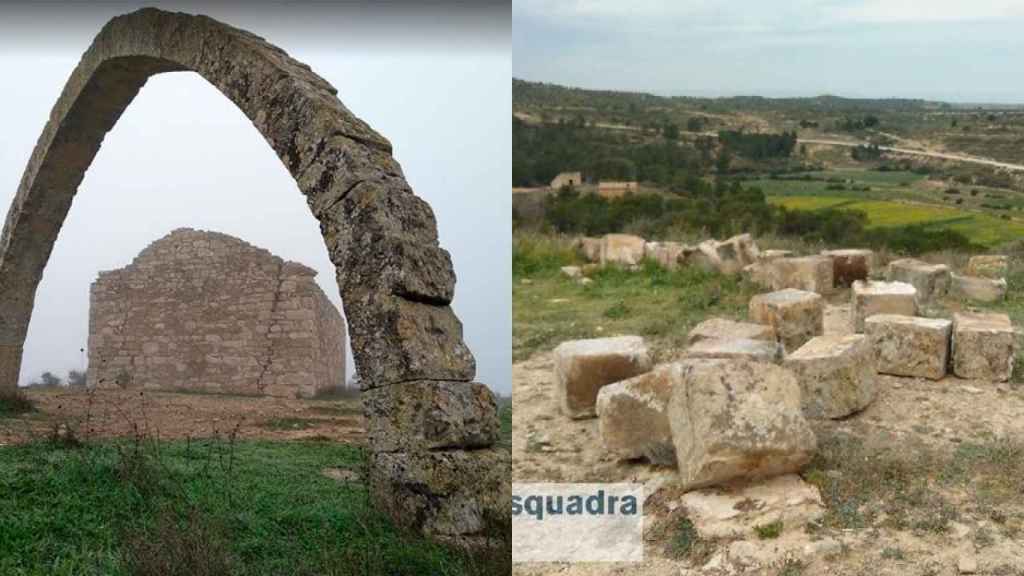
xmin=0 ymin=8 xmax=506 ymax=544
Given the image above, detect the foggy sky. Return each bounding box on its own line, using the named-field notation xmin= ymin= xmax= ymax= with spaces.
xmin=0 ymin=2 xmax=511 ymax=394
xmin=514 ymin=0 xmax=1024 ymax=103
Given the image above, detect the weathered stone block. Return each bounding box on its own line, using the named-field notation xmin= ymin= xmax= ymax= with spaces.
xmin=371 ymin=448 xmax=509 ymax=543
xmin=950 ymin=273 xmax=1007 ymax=303
xmin=864 ymin=314 xmax=951 ymax=380
xmin=952 ymin=312 xmax=1016 ymax=382
xmin=758 ymin=249 xmax=793 ymax=263
xmin=850 ymin=280 xmax=917 ymax=333
xmin=748 ymin=289 xmax=824 ymax=352
xmin=784 ymin=334 xmax=876 ymax=418
xmin=687 ymin=318 xmax=775 ymax=345
xmin=560 ymin=265 xmax=582 ymax=280
xmin=770 ymin=256 xmax=835 ymax=294
xmin=681 ymin=245 xmax=719 ymax=272
xmin=741 ymin=262 xmax=773 ymax=289
xmin=365 ymin=380 xmax=499 ymax=452
xmin=886 ymin=258 xmax=950 ymax=304
xmin=668 ymin=360 xmax=817 ymax=491
xmin=600 ymin=234 xmax=646 ymax=266
xmin=966 ymin=255 xmax=1009 ymax=279
xmin=578 ymin=237 xmax=602 ymax=262
xmin=596 ymin=363 xmax=685 ymax=465
xmin=553 ymin=335 xmax=653 ymax=419
xmin=683 ymin=338 xmax=782 ymax=363
xmin=645 ymin=241 xmax=686 ymax=270
xmin=821 ymin=249 xmax=874 ymax=287
xmin=696 ymin=234 xmax=760 ymax=275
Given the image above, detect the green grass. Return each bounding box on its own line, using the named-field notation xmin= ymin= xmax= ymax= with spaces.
xmin=0 ymin=389 xmax=36 ymax=417
xmin=0 ymin=439 xmax=497 ymax=576
xmin=498 ymin=399 xmax=511 ymax=450
xmin=512 ymin=245 xmax=758 ymax=361
xmin=257 ymin=417 xmax=321 ymax=431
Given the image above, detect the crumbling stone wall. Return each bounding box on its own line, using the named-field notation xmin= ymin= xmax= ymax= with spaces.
xmin=88 ymin=229 xmax=346 ymax=397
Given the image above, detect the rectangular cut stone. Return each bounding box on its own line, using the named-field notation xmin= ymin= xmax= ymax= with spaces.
xmin=950 ymin=273 xmax=1007 ymax=303
xmin=600 ymin=234 xmax=646 ymax=266
xmin=645 ymin=241 xmax=686 ymax=270
xmin=966 ymin=255 xmax=1008 ymax=279
xmin=365 ymin=380 xmax=500 ymax=452
xmin=370 ymin=449 xmax=508 ymax=542
xmin=770 ymin=256 xmax=835 ymax=294
xmin=758 ymin=249 xmax=793 ymax=263
xmin=886 ymin=259 xmax=950 ymax=304
xmin=748 ymin=289 xmax=824 ymax=352
xmin=687 ymin=318 xmax=776 ymax=345
xmin=596 ymin=363 xmax=687 ymax=465
xmin=577 ymin=237 xmax=603 ymax=263
xmin=784 ymin=334 xmax=877 ymax=419
xmin=683 ymin=338 xmax=781 ymax=363
xmin=952 ymin=312 xmax=1016 ymax=382
xmin=554 ymin=336 xmax=653 ymax=419
xmin=850 ymin=280 xmax=917 ymax=333
xmin=864 ymin=314 xmax=951 ymax=380
xmin=668 ymin=360 xmax=817 ymax=491
xmin=821 ymin=249 xmax=874 ymax=287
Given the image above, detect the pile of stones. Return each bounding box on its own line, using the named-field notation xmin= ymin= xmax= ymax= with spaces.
xmin=567 ymin=232 xmax=762 ymax=278
xmin=551 ymin=249 xmax=1018 ymax=492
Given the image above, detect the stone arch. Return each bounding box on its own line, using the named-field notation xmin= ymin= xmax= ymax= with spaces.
xmin=0 ymin=8 xmax=507 ymax=544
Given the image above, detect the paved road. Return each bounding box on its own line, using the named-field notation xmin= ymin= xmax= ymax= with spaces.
xmin=798 ymin=139 xmax=1024 ymax=172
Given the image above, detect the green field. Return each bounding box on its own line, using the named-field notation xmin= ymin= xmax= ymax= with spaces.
xmin=499 ymin=399 xmax=511 ymax=449
xmin=0 ymin=439 xmax=503 ymax=576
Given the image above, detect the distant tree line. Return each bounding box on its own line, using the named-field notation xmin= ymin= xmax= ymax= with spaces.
xmin=718 ymin=130 xmax=797 ymax=160
xmin=835 ymin=115 xmax=880 ymax=131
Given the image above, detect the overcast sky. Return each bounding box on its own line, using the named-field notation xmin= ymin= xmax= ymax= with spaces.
xmin=0 ymin=1 xmax=511 ymax=394
xmin=514 ymin=0 xmax=1024 ymax=103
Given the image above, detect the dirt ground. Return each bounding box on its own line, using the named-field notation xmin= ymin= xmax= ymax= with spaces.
xmin=513 ymin=303 xmax=1024 ymax=576
xmin=0 ymin=388 xmax=364 ymax=447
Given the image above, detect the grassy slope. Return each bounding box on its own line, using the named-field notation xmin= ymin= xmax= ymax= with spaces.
xmin=499 ymin=399 xmax=512 ymax=449
xmin=0 ymin=440 xmax=485 ymax=576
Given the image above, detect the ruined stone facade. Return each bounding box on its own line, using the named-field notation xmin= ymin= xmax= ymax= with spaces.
xmin=88 ymin=229 xmax=346 ymax=397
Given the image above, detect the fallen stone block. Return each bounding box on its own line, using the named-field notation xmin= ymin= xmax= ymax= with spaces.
xmin=886 ymin=258 xmax=950 ymax=304
xmin=560 ymin=265 xmax=582 ymax=280
xmin=687 ymin=318 xmax=776 ymax=345
xmin=741 ymin=262 xmax=773 ymax=289
xmin=365 ymin=380 xmax=500 ymax=452
xmin=950 ymin=273 xmax=1007 ymax=303
xmin=821 ymin=249 xmax=874 ymax=287
xmin=850 ymin=280 xmax=917 ymax=333
xmin=952 ymin=312 xmax=1016 ymax=382
xmin=645 ymin=241 xmax=686 ymax=270
xmin=681 ymin=244 xmax=718 ymax=272
xmin=698 ymin=239 xmax=743 ymax=275
xmin=679 ymin=474 xmax=824 ymax=539
xmin=757 ymin=249 xmax=793 ymax=263
xmin=966 ymin=255 xmax=1009 ymax=279
xmin=578 ymin=237 xmax=602 ymax=263
xmin=668 ymin=360 xmax=817 ymax=491
xmin=723 ymin=233 xmax=761 ymax=266
xmin=554 ymin=335 xmax=653 ymax=419
xmin=749 ymin=289 xmax=824 ymax=352
xmin=770 ymin=256 xmax=835 ymax=294
xmin=596 ymin=363 xmax=686 ymax=465
xmin=683 ymin=338 xmax=782 ymax=363
xmin=864 ymin=314 xmax=951 ymax=380
xmin=600 ymin=233 xmax=646 ymax=267
xmin=783 ymin=334 xmax=876 ymax=418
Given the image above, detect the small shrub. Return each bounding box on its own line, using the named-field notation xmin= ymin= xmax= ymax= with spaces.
xmin=603 ymin=300 xmax=631 ymax=319
xmin=0 ymin=389 xmax=35 ymax=416
xmin=667 ymin=516 xmax=715 ymax=563
xmin=755 ymin=520 xmax=784 ymax=540
xmin=881 ymin=546 xmax=905 ymax=560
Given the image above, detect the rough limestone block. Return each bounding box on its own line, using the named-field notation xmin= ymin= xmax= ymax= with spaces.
xmin=560 ymin=265 xmax=583 ymax=280
xmin=864 ymin=314 xmax=951 ymax=381
xmin=748 ymin=289 xmax=824 ymax=352
xmin=668 ymin=360 xmax=817 ymax=491
xmin=600 ymin=234 xmax=646 ymax=267
xmin=578 ymin=237 xmax=602 ymax=262
xmin=850 ymin=280 xmax=917 ymax=333
xmin=821 ymin=249 xmax=874 ymax=287
xmin=771 ymin=256 xmax=835 ymax=294
xmin=758 ymin=249 xmax=793 ymax=263
xmin=596 ymin=363 xmax=688 ymax=465
xmin=370 ymin=448 xmax=508 ymax=543
xmin=742 ymin=262 xmax=773 ymax=289
xmin=645 ymin=241 xmax=686 ymax=270
xmin=679 ymin=475 xmax=824 ymax=539
xmin=687 ymin=318 xmax=776 ymax=345
xmin=953 ymin=312 xmax=1016 ymax=382
xmin=681 ymin=244 xmax=718 ymax=272
xmin=554 ymin=336 xmax=653 ymax=419
xmin=683 ymin=338 xmax=782 ymax=363
xmin=365 ymin=380 xmax=500 ymax=452
xmin=783 ymin=334 xmax=877 ymax=418
xmin=724 ymin=233 xmax=761 ymax=266
xmin=966 ymin=255 xmax=1009 ymax=279
xmin=697 ymin=239 xmax=742 ymax=275
xmin=950 ymin=273 xmax=1007 ymax=303
xmin=886 ymin=259 xmax=950 ymax=304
